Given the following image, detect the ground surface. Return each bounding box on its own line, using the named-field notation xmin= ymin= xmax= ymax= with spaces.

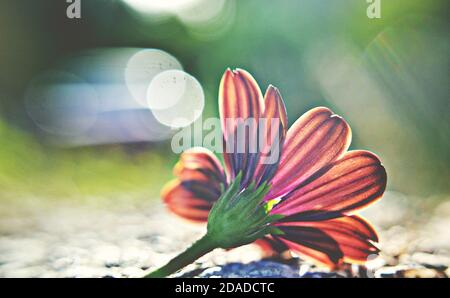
xmin=0 ymin=192 xmax=449 ymax=278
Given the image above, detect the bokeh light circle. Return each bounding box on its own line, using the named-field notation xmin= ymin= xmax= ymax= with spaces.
xmin=125 ymin=49 xmax=182 ymax=107
xmin=149 ymin=70 xmax=204 ymax=128
xmin=146 ymin=69 xmax=189 ymax=110
xmin=123 ymin=0 xmax=199 ymax=15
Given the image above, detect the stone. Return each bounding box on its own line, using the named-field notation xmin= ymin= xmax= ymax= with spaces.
xmin=197 ymin=261 xmax=300 ymax=278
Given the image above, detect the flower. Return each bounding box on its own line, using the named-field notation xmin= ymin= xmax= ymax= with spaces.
xmin=162 ymin=68 xmax=387 ymax=268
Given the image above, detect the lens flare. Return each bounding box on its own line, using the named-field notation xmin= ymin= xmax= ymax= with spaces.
xmin=149 ymin=70 xmax=204 ymax=128
xmin=25 ymin=48 xmax=185 ymax=146
xmin=146 ymin=69 xmax=187 ymax=110
xmin=125 ymin=49 xmax=182 ymax=107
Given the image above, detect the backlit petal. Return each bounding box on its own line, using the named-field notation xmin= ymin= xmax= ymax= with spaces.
xmin=272 ymin=150 xmax=387 ymax=216
xmin=175 ymin=147 xmax=227 ymax=187
xmin=274 ymin=226 xmax=344 ymax=268
xmin=253 ymin=236 xmax=290 ymax=256
xmin=267 ymin=107 xmax=351 ymax=200
xmin=254 ymin=85 xmax=288 ymax=185
xmin=162 ymin=148 xmax=226 ymax=222
xmin=219 ymin=68 xmax=264 ymax=185
xmin=276 ymin=215 xmax=379 ymax=264
xmin=162 ymin=180 xmax=213 ymax=222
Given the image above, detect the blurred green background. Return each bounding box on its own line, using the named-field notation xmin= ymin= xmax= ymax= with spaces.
xmin=0 ymin=0 xmax=448 ymax=210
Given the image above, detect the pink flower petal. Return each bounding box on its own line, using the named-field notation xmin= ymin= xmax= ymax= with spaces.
xmin=274 ymin=226 xmax=344 ymax=267
xmin=272 ymin=150 xmax=387 ymax=216
xmin=267 ymin=107 xmax=351 ymax=200
xmin=162 ymin=148 xmax=225 ymax=223
xmin=254 ymin=85 xmax=288 ymax=185
xmin=276 ymin=215 xmax=379 ymax=265
xmin=219 ymin=69 xmax=264 ymax=185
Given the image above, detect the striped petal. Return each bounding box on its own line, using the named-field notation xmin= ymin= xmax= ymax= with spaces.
xmin=274 ymin=226 xmax=344 ymax=267
xmin=253 ymin=236 xmax=290 ymax=256
xmin=254 ymin=85 xmax=288 ymax=185
xmin=175 ymin=147 xmax=227 ymax=188
xmin=300 ymin=216 xmax=379 ymax=263
xmin=267 ymin=107 xmax=351 ymax=200
xmin=162 ymin=148 xmax=226 ymax=222
xmin=162 ymin=180 xmax=213 ymax=222
xmin=275 ymin=215 xmax=379 ymax=265
xmin=271 ymin=150 xmax=387 ymax=216
xmin=219 ymin=68 xmax=264 ymax=186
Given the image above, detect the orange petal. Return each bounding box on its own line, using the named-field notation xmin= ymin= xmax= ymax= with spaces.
xmin=163 ymin=148 xmax=226 ymax=223
xmin=267 ymin=107 xmax=351 ymax=200
xmin=219 ymin=68 xmax=264 ymax=134
xmin=311 ymin=216 xmax=379 ymax=263
xmin=162 ymin=180 xmax=213 ymax=222
xmin=253 ymin=236 xmax=289 ymax=256
xmin=277 ymin=215 xmax=379 ymax=264
xmin=262 ymin=85 xmax=288 ymax=137
xmin=175 ymin=147 xmax=226 ymax=187
xmin=274 ymin=226 xmax=344 ymax=268
xmin=272 ymin=150 xmax=387 ymax=216
xmin=219 ymin=68 xmax=264 ymax=184
xmin=254 ymin=85 xmax=288 ymax=185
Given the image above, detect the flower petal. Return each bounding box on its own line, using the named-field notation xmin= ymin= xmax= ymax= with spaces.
xmin=253 ymin=236 xmax=290 ymax=256
xmin=254 ymin=85 xmax=288 ymax=185
xmin=267 ymin=107 xmax=351 ymax=200
xmin=162 ymin=180 xmax=213 ymax=222
xmin=307 ymin=216 xmax=379 ymax=263
xmin=219 ymin=68 xmax=264 ymax=185
xmin=276 ymin=215 xmax=379 ymax=263
xmin=162 ymin=148 xmax=226 ymax=222
xmin=274 ymin=226 xmax=344 ymax=267
xmin=272 ymin=150 xmax=387 ymax=216
xmin=175 ymin=147 xmax=227 ymax=187
xmin=262 ymin=85 xmax=288 ymax=136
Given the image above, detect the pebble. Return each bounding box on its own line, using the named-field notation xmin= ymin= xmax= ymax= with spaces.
xmin=196 ymin=261 xmax=300 ymax=278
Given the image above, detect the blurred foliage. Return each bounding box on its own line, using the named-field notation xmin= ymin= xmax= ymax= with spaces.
xmin=0 ymin=119 xmax=174 ymax=202
xmin=0 ymin=0 xmax=448 ymax=203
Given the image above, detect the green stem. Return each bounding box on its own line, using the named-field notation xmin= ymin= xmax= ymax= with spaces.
xmin=144 ymin=234 xmax=217 ymax=278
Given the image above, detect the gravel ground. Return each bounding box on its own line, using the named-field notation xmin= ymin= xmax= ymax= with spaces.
xmin=0 ymin=191 xmax=449 ymax=278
